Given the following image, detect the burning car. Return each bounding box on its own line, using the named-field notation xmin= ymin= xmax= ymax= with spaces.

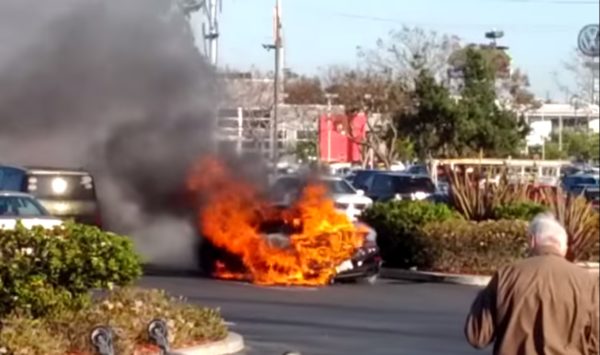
xmin=188 ymin=157 xmax=381 ymax=286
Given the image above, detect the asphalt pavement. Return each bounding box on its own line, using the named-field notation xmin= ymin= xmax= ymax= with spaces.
xmin=139 ymin=275 xmax=491 ymax=355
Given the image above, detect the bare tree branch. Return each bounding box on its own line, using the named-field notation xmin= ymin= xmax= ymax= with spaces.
xmin=357 ymin=26 xmax=461 ymax=86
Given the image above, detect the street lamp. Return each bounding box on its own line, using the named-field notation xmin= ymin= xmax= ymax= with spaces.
xmin=485 ymin=29 xmax=509 ymax=50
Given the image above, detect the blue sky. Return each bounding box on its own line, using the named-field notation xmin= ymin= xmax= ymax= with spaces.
xmin=191 ymin=0 xmax=599 ymax=101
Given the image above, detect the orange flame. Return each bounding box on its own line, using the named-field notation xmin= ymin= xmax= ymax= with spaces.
xmin=186 ymin=157 xmax=366 ymax=286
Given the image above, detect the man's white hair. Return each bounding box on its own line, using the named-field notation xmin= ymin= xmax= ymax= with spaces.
xmin=528 ymin=213 xmax=568 ymax=253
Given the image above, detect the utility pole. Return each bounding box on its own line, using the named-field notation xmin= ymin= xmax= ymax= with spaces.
xmin=264 ymin=0 xmax=283 ymax=165
xmin=182 ymin=0 xmax=221 ymax=66
xmin=206 ymin=0 xmax=220 ymax=65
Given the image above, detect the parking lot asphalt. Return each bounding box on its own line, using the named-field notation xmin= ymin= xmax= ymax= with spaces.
xmin=139 ymin=274 xmax=490 ymax=355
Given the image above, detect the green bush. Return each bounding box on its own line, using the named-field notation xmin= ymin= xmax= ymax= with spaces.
xmin=0 ymin=287 xmax=228 ymax=355
xmin=361 ymin=200 xmax=459 ymax=268
xmin=416 ymin=219 xmax=529 ymax=275
xmin=492 ymin=202 xmax=548 ymax=221
xmin=0 ymin=222 xmax=142 ymax=317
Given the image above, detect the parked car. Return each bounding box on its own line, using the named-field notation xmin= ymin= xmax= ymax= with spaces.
xmin=349 ymin=169 xmax=380 ymax=190
xmin=362 ymin=172 xmax=437 ymax=202
xmin=0 ymin=165 xmax=102 ymax=227
xmin=0 ymin=191 xmax=63 ymax=230
xmin=270 ymin=175 xmax=373 ymax=222
xmin=561 ymin=173 xmax=599 ymax=193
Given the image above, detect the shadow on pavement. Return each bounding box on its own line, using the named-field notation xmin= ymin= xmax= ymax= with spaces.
xmin=142 ymin=264 xmax=205 ymax=278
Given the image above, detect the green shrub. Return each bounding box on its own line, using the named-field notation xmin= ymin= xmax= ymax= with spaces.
xmin=492 ymin=202 xmax=548 ymax=221
xmin=416 ymin=219 xmax=529 ymax=275
xmin=0 ymin=222 xmax=142 ymax=317
xmin=361 ymin=200 xmax=459 ymax=268
xmin=0 ymin=287 xmax=228 ymax=355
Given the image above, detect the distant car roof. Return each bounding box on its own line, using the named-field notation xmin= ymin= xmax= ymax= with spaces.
xmin=275 ymin=174 xmax=344 ymax=182
xmin=372 ymin=171 xmax=431 ymax=178
xmin=0 ymin=165 xmax=91 ymax=175
xmin=0 ymin=191 xmax=36 ymax=198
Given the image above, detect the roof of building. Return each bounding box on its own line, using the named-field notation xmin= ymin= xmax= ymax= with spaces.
xmin=525 ymin=103 xmax=599 ymax=117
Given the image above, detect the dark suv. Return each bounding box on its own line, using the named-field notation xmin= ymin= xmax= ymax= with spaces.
xmin=0 ymin=165 xmax=102 ymax=227
xmin=362 ymin=172 xmax=437 ymax=202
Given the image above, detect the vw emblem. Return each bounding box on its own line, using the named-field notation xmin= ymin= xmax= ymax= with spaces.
xmin=578 ymin=24 xmax=599 ymax=57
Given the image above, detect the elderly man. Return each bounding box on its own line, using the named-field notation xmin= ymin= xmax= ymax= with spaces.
xmin=465 ymin=213 xmax=599 ymax=355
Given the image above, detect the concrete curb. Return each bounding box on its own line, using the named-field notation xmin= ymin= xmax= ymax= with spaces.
xmin=380 ymin=268 xmax=492 ymax=286
xmin=382 ymin=262 xmax=599 ymax=286
xmin=175 ymin=332 xmax=245 ymax=355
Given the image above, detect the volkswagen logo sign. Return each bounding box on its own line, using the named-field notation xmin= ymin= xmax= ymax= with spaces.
xmin=578 ymin=24 xmax=599 ymax=57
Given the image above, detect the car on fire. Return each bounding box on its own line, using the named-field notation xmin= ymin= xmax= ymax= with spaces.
xmin=0 ymin=191 xmax=63 ymax=230
xmin=0 ymin=165 xmax=102 ymax=227
xmin=197 ymin=174 xmax=382 ymax=284
xmin=269 ymin=174 xmax=373 ymax=222
xmin=268 ymin=175 xmax=380 ymax=283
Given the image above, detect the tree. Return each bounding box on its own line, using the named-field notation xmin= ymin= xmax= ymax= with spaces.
xmin=456 ymin=47 xmax=529 ymax=156
xmin=561 ymin=131 xmax=599 ymax=162
xmin=449 ymin=45 xmax=538 ymax=110
xmin=554 ymin=49 xmax=598 ymax=103
xmin=292 ymin=139 xmax=317 ymax=163
xmin=357 ymin=26 xmax=461 ymax=86
xmin=284 ymin=75 xmax=325 ymax=105
xmin=322 ymin=66 xmax=410 ymax=168
xmin=398 ymin=70 xmax=462 ymax=159
xmin=399 ymin=47 xmax=529 ymax=159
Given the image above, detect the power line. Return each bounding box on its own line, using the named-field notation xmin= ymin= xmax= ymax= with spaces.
xmin=476 ymin=0 xmax=597 ymax=4
xmin=332 ymin=13 xmax=584 ymax=32
xmin=373 ymin=0 xmax=598 ymax=4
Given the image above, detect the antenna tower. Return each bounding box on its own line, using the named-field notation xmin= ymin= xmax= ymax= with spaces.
xmin=180 ymin=0 xmax=222 ymax=66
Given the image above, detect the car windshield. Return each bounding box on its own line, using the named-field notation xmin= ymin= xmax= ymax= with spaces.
xmin=352 ymin=170 xmax=378 ymax=188
xmin=322 ymin=179 xmax=356 ymax=194
xmin=0 ymin=196 xmax=49 ymax=217
xmin=585 ymin=189 xmax=600 ymax=201
xmin=27 ymin=174 xmax=96 ymax=200
xmin=392 ymin=175 xmax=436 ymax=194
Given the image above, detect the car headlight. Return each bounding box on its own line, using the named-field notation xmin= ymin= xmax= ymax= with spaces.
xmin=51 ymin=177 xmax=68 ymax=194
xmin=412 ymin=192 xmax=428 ymax=200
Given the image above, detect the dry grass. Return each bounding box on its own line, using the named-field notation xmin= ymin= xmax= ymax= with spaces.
xmin=0 ymin=288 xmax=228 ymax=355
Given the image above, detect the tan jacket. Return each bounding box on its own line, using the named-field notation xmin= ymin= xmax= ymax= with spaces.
xmin=465 ymin=247 xmax=599 ymax=355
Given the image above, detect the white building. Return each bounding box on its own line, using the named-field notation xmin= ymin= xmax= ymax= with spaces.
xmin=216 ymin=73 xmax=343 ymax=157
xmin=524 ymin=103 xmax=599 ymax=136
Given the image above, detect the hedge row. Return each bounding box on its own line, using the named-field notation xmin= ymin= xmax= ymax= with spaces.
xmin=417 ymin=219 xmax=529 ymax=275
xmin=362 ymin=200 xmax=599 ymax=274
xmin=360 ymin=200 xmax=459 ymax=268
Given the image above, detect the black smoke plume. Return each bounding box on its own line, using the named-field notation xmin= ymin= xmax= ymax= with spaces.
xmin=0 ymin=0 xmax=223 ymax=267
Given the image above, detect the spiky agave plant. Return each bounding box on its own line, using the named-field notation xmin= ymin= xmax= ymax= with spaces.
xmin=540 ymin=187 xmax=600 ymax=262
xmin=445 ymin=166 xmax=531 ymax=221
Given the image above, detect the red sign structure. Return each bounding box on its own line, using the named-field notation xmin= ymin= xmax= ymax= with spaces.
xmin=318 ymin=112 xmax=367 ymax=163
